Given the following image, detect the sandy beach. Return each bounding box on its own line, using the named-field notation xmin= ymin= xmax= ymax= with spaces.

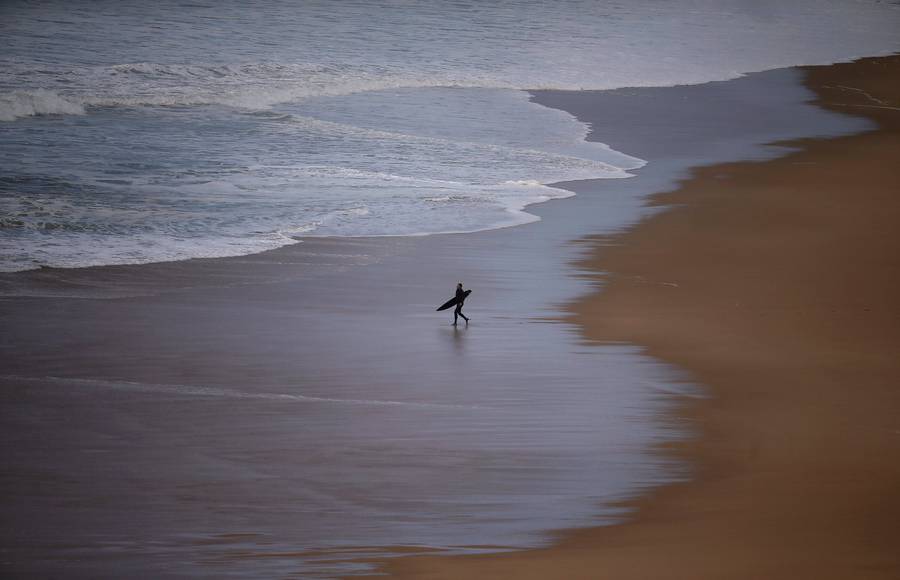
xmin=2 ymin=54 xmax=897 ymax=578
xmin=361 ymin=56 xmax=900 ymax=580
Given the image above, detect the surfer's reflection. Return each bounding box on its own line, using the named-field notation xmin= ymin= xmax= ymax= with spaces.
xmin=452 ymin=323 xmax=466 ymax=355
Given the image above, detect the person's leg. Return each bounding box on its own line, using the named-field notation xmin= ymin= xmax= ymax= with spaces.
xmin=453 ymin=304 xmax=460 ymax=325
xmin=458 ymin=305 xmax=469 ymax=324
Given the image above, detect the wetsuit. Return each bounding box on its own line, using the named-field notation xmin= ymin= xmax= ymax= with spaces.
xmin=453 ymin=286 xmax=469 ymax=325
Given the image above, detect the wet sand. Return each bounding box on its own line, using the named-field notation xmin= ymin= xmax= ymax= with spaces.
xmin=0 ymin=61 xmax=887 ymax=578
xmin=364 ymin=56 xmax=900 ymax=580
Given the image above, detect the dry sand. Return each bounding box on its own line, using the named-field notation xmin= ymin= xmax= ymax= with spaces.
xmin=361 ymin=55 xmax=900 ymax=580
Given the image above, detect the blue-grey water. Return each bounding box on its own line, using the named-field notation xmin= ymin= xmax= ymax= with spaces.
xmin=1 ymin=0 xmax=898 ymax=271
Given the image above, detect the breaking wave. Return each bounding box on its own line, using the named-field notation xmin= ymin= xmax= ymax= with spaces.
xmin=2 ymin=0 xmax=897 ymax=271
xmin=0 ymin=89 xmax=85 ymax=121
xmin=0 ymin=61 xmax=505 ymax=121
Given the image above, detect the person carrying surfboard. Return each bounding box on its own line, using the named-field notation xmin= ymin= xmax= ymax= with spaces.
xmin=452 ymin=282 xmax=470 ymax=326
xmin=435 ymin=282 xmax=472 ymax=325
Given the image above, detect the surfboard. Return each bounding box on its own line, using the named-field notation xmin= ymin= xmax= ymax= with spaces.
xmin=436 ymin=289 xmax=471 ymax=311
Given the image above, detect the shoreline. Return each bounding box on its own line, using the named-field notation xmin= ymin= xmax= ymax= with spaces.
xmin=360 ymin=55 xmax=900 ymax=579
xmin=1 ymin=60 xmax=888 ymax=578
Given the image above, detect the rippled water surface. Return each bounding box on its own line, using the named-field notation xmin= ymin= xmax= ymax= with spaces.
xmin=1 ymin=0 xmax=898 ymax=270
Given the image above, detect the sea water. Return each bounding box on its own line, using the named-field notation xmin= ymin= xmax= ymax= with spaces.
xmin=1 ymin=0 xmax=898 ymax=271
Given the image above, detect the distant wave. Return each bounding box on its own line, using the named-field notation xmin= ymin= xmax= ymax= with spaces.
xmin=0 ymin=89 xmax=85 ymax=121
xmin=3 ymin=0 xmax=899 ymax=124
xmin=4 ymin=40 xmax=900 ymax=123
xmin=0 ymin=62 xmax=506 ymax=122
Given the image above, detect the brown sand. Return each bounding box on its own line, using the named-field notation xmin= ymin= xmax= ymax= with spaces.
xmin=360 ymin=56 xmax=900 ymax=579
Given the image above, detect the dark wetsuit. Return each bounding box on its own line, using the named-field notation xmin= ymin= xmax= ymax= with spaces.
xmin=453 ymin=286 xmax=469 ymax=325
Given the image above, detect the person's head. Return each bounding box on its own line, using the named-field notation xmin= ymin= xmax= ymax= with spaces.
xmin=457 ymin=282 xmax=463 ymax=288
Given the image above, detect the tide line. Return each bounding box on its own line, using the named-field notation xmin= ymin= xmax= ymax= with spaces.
xmin=2 ymin=374 xmax=482 ymax=410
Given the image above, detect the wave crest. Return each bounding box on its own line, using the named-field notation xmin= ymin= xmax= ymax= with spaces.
xmin=0 ymin=89 xmax=85 ymax=121
xmin=0 ymin=60 xmax=506 ymax=121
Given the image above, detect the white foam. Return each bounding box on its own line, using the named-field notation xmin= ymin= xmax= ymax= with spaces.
xmin=0 ymin=89 xmax=85 ymax=121
xmin=1 ymin=0 xmax=897 ymax=271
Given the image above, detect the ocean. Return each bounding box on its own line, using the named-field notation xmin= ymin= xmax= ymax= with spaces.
xmin=2 ymin=0 xmax=898 ymax=271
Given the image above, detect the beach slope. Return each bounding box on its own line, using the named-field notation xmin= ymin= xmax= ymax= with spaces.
xmin=365 ymin=55 xmax=900 ymax=580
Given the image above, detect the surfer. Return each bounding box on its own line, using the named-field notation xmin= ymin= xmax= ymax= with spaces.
xmin=435 ymin=283 xmax=471 ymax=324
xmin=453 ymin=282 xmax=469 ymax=326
